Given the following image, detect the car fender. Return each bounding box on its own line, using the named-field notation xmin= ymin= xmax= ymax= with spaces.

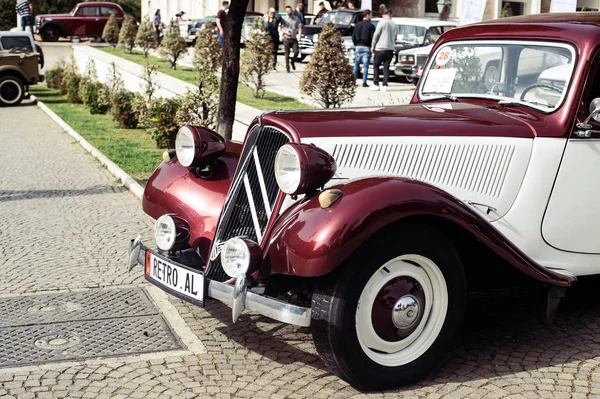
xmin=39 ymin=21 xmax=69 ymax=36
xmin=264 ymin=176 xmax=575 ymax=287
xmin=0 ymin=66 xmax=26 ymax=83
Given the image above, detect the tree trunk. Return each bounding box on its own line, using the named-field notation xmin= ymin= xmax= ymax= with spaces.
xmin=216 ymin=0 xmax=249 ymax=140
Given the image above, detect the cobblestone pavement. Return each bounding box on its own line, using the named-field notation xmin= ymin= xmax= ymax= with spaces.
xmin=4 ymin=103 xmax=600 ymax=398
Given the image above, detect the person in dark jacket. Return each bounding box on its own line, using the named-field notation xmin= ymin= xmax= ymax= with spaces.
xmin=352 ymin=9 xmax=375 ymax=87
xmin=266 ymin=9 xmax=280 ymax=70
xmin=293 ymin=2 xmax=305 ymax=26
xmin=315 ymin=2 xmax=328 ymax=22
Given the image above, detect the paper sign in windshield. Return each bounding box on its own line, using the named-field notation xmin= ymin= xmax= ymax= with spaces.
xmin=423 ymin=68 xmax=457 ymax=94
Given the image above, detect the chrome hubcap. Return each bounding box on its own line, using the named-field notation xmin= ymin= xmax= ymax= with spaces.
xmin=392 ymin=294 xmax=420 ymax=330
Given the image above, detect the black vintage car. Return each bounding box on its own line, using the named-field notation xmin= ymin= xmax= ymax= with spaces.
xmin=298 ymin=9 xmax=380 ymax=60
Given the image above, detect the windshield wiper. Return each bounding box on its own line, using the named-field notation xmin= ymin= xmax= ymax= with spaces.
xmin=493 ymin=99 xmax=554 ymax=109
xmin=421 ymin=92 xmax=459 ymax=102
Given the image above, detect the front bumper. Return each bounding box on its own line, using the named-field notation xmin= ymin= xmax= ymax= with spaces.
xmin=394 ymin=64 xmax=418 ymax=77
xmin=128 ymin=235 xmax=312 ymax=327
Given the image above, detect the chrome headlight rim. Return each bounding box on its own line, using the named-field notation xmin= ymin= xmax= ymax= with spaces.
xmin=275 ymin=143 xmax=304 ymax=195
xmin=175 ymin=126 xmax=197 ymax=167
xmin=154 ymin=214 xmax=177 ymax=251
xmin=221 ymin=237 xmax=261 ymax=279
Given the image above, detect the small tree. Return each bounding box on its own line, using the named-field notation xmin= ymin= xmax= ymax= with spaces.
xmin=102 ymin=14 xmax=120 ymax=47
xmin=98 ymin=62 xmax=124 ymax=112
xmin=240 ymin=19 xmax=273 ymax=98
xmin=300 ymin=22 xmax=356 ymax=108
xmin=119 ymin=14 xmax=138 ymax=53
xmin=136 ymin=16 xmax=157 ymax=57
xmin=187 ymin=23 xmax=222 ymax=129
xmin=159 ymin=21 xmax=187 ymax=69
xmin=500 ymin=2 xmax=513 ymax=17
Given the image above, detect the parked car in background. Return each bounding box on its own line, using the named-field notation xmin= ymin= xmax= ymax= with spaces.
xmin=348 ymin=18 xmax=456 ymax=82
xmin=0 ymin=31 xmax=44 ymax=68
xmin=240 ymin=12 xmax=264 ymax=46
xmin=300 ymin=9 xmax=380 ymax=60
xmin=0 ymin=51 xmax=42 ymax=105
xmin=35 ymin=2 xmax=125 ymax=42
xmin=186 ymin=16 xmax=216 ymax=44
xmin=129 ymin=12 xmax=600 ymax=392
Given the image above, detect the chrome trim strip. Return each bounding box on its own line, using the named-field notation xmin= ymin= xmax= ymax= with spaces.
xmin=243 ymin=174 xmax=263 ymax=242
xmin=252 ymin=148 xmax=273 ymax=218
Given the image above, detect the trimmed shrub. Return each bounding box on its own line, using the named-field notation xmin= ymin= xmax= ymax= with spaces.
xmin=82 ymin=82 xmax=108 ymax=114
xmin=102 ymin=14 xmax=120 ymax=47
xmin=240 ymin=18 xmax=273 ymax=98
xmin=66 ymin=74 xmax=82 ymax=103
xmin=148 ymin=97 xmax=181 ymax=148
xmin=59 ymin=56 xmax=79 ymax=95
xmin=300 ymin=22 xmax=356 ymax=108
xmin=135 ymin=16 xmax=157 ymax=57
xmin=45 ymin=67 xmax=64 ymax=89
xmin=176 ymin=88 xmax=218 ymax=130
xmin=159 ymin=21 xmax=187 ymax=70
xmin=119 ymin=14 xmax=138 ymax=53
xmin=111 ymin=89 xmax=138 ymax=128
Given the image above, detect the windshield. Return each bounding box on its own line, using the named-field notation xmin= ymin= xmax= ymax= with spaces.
xmin=396 ymin=25 xmax=426 ymax=44
xmin=419 ymin=41 xmax=576 ymax=112
xmin=318 ymin=11 xmax=354 ymax=25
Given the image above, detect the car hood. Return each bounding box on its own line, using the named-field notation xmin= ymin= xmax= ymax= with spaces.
xmin=262 ymin=102 xmax=535 ymax=139
xmin=399 ymin=43 xmax=433 ymax=56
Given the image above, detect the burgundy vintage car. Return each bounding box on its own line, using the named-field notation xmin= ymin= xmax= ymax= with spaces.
xmin=129 ymin=13 xmax=600 ymax=390
xmin=35 ymin=2 xmax=124 ymax=42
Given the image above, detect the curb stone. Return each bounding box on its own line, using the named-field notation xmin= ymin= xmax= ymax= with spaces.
xmin=32 ymin=94 xmax=145 ymax=201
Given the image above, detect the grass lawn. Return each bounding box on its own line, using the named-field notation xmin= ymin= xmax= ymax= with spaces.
xmin=100 ymin=47 xmax=313 ymax=111
xmin=30 ymin=86 xmax=162 ymax=184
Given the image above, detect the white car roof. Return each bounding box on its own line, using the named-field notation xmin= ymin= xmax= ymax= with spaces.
xmin=371 ymin=17 xmax=457 ymax=28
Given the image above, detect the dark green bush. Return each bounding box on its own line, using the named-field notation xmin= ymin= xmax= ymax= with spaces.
xmin=82 ymin=81 xmax=109 ymax=114
xmin=66 ymin=74 xmax=82 ymax=103
xmin=148 ymin=97 xmax=181 ymax=148
xmin=111 ymin=89 xmax=138 ymax=128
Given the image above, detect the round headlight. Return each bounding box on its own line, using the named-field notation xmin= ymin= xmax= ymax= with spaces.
xmin=275 ymin=144 xmax=302 ymax=195
xmin=154 ymin=215 xmax=176 ymax=251
xmin=175 ymin=126 xmax=195 ymax=167
xmin=313 ymin=33 xmax=319 ymax=42
xmin=221 ymin=238 xmax=251 ymax=278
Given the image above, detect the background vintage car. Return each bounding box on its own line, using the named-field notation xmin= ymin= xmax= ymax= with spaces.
xmin=129 ymin=12 xmax=600 ymax=392
xmin=35 ymin=2 xmax=125 ymax=42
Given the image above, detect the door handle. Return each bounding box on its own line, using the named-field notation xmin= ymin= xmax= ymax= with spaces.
xmin=574 ymin=129 xmax=600 ymax=138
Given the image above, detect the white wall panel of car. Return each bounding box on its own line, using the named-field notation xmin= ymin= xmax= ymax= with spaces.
xmin=542 ymin=140 xmax=600 ymax=254
xmin=491 ymin=138 xmax=600 ymax=277
xmin=307 ymin=136 xmax=533 ymax=222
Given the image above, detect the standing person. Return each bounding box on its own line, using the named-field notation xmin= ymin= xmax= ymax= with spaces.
xmin=370 ymin=9 xmax=398 ymax=92
xmin=294 ymin=3 xmax=305 ymax=26
xmin=216 ymin=1 xmax=229 ymax=47
xmin=315 ymin=2 xmax=328 ymax=22
xmin=352 ymin=9 xmax=374 ymax=87
xmin=266 ymin=9 xmax=280 ymax=71
xmin=280 ymin=6 xmax=301 ymax=73
xmin=347 ymin=1 xmax=357 ymax=9
xmin=15 ymin=0 xmax=33 ymax=34
xmin=153 ymin=9 xmax=162 ymax=44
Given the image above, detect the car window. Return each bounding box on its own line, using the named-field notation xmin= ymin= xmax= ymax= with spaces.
xmin=0 ymin=37 xmax=33 ymax=51
xmin=428 ymin=27 xmax=443 ymax=42
xmin=318 ymin=11 xmax=354 ymax=25
xmin=76 ymin=7 xmax=99 ymax=15
xmin=397 ymin=25 xmax=426 ymax=44
xmin=420 ymin=41 xmax=576 ymax=113
xmin=100 ymin=6 xmax=119 ymax=15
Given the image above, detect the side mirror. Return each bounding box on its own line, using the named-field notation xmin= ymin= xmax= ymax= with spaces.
xmin=578 ymin=98 xmax=600 ymax=129
xmin=589 ymin=98 xmax=600 ymax=122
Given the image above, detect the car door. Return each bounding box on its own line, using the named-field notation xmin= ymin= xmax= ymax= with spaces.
xmin=97 ymin=6 xmax=120 ymax=36
xmin=542 ymin=54 xmax=600 ymax=254
xmin=73 ymin=6 xmax=99 ymax=35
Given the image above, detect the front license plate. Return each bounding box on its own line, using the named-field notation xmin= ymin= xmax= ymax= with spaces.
xmin=145 ymin=251 xmax=204 ymax=306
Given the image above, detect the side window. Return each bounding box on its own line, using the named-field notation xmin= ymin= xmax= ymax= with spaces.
xmin=100 ymin=7 xmax=119 ymax=15
xmin=76 ymin=7 xmax=99 ymax=15
xmin=0 ymin=37 xmax=33 ymax=51
xmin=428 ymin=26 xmax=443 ymax=42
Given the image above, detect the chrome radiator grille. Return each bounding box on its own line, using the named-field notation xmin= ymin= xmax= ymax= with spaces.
xmin=204 ymin=126 xmax=290 ymax=282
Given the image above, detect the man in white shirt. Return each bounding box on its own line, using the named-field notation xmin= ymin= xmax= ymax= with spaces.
xmin=370 ymin=9 xmax=399 ymax=92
